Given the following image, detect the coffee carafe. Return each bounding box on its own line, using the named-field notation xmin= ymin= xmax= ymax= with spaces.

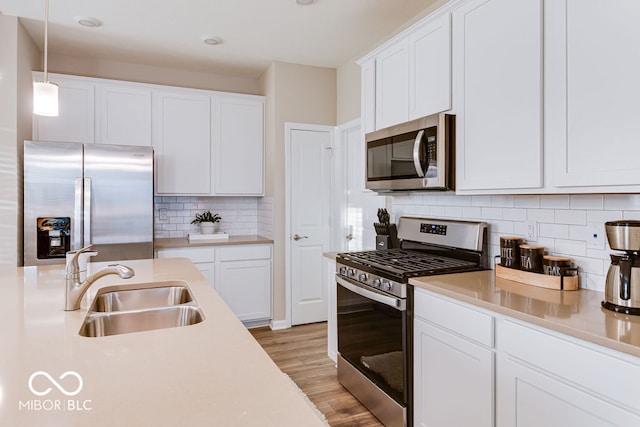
xmin=603 ymin=220 xmax=640 ymax=315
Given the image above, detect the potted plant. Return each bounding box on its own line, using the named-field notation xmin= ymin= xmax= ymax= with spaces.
xmin=191 ymin=211 xmax=221 ymax=234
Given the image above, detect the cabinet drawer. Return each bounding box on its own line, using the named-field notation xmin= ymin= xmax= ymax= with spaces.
xmin=217 ymin=244 xmax=271 ymax=262
xmin=414 ymin=288 xmax=494 ymax=347
xmin=156 ymin=247 xmax=215 ymax=263
xmin=500 ymin=319 xmax=640 ymax=410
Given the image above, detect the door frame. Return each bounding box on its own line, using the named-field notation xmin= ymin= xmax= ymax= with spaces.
xmin=284 ymin=122 xmax=335 ymax=328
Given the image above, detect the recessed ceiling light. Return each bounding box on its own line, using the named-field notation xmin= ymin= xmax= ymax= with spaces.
xmin=201 ymin=35 xmax=223 ymax=46
xmin=296 ymin=0 xmax=315 ymax=5
xmin=74 ymin=16 xmax=101 ymax=28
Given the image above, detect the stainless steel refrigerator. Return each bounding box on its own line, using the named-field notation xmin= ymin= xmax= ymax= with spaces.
xmin=24 ymin=140 xmax=154 ymax=266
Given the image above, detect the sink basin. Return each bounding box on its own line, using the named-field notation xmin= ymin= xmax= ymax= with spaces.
xmin=79 ymin=306 xmax=204 ymax=337
xmin=79 ymin=281 xmax=204 ymax=337
xmin=91 ymin=282 xmax=194 ymax=312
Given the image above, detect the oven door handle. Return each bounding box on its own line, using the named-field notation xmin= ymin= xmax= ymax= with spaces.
xmin=336 ymin=276 xmax=406 ymax=311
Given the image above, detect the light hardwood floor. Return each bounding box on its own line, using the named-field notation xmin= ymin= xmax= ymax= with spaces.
xmin=250 ymin=322 xmax=384 ymax=427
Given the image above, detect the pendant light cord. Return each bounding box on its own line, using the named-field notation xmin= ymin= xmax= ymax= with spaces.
xmin=44 ymin=0 xmax=49 ymax=82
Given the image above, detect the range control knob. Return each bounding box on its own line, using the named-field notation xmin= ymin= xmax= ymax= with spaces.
xmin=380 ymin=280 xmax=392 ymax=292
xmin=339 ymin=267 xmax=347 ymax=275
xmin=357 ymin=273 xmax=369 ymax=282
xmin=345 ymin=268 xmax=355 ymax=277
xmin=371 ymin=279 xmax=381 ymax=288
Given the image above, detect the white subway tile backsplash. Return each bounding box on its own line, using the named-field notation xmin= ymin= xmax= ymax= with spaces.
xmin=605 ymin=194 xmax=640 ymax=210
xmin=554 ymin=209 xmax=586 ymax=225
xmin=526 ymin=208 xmax=555 ymax=222
xmin=391 ymin=192 xmax=640 ymax=292
xmin=154 ymin=196 xmax=273 ymax=239
xmin=540 ymin=195 xmax=570 ymax=209
xmin=569 ymin=194 xmax=604 ymax=210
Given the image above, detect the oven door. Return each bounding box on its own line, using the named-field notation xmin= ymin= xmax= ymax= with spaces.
xmin=336 ymin=275 xmax=408 ymax=405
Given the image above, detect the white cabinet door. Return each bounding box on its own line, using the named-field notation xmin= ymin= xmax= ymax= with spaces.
xmin=547 ymin=0 xmax=640 ymax=188
xmin=217 ymin=259 xmax=271 ymax=323
xmin=215 ymin=245 xmax=272 ymax=324
xmin=152 ymin=90 xmax=211 ymax=195
xmin=155 ymin=247 xmax=215 ymax=286
xmin=497 ymin=354 xmax=640 ymax=427
xmin=414 ymin=319 xmax=494 ymax=427
xmin=33 ymin=74 xmax=95 ymax=143
xmin=453 ymin=0 xmax=543 ymax=191
xmin=375 ymin=38 xmax=409 ymax=130
xmin=409 ymin=13 xmax=451 ymax=120
xmin=212 ymin=96 xmax=264 ymax=195
xmin=96 ymin=84 xmax=152 ymax=146
xmin=360 ymin=58 xmax=377 ymax=134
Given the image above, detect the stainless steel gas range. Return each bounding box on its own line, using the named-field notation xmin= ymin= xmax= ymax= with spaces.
xmin=336 ymin=217 xmax=489 ymax=427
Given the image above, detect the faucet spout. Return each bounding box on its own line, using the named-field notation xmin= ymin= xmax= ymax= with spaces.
xmin=65 ymin=246 xmax=135 ymax=311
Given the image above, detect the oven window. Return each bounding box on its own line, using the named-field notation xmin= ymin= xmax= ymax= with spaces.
xmin=337 ymin=282 xmax=407 ymax=404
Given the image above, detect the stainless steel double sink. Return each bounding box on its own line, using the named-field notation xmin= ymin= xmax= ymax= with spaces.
xmin=79 ymin=281 xmax=205 ymax=337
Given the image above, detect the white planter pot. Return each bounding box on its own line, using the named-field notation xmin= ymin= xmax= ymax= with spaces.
xmin=199 ymin=222 xmax=216 ymax=234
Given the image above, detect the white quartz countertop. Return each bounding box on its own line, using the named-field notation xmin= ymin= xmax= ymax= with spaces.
xmin=410 ymin=271 xmax=640 ymax=359
xmin=0 ymin=258 xmax=325 ymax=426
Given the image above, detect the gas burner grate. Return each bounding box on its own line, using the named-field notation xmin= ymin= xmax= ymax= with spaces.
xmin=340 ymin=249 xmax=478 ymax=276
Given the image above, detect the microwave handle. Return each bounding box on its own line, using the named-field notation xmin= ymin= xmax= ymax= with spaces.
xmin=413 ymin=130 xmax=426 ymax=177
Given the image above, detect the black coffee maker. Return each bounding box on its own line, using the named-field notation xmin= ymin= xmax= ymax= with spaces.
xmin=374 ymin=208 xmax=399 ymax=250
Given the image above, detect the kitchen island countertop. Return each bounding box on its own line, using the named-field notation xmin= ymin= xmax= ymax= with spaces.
xmin=410 ymin=271 xmax=640 ymax=359
xmin=0 ymin=258 xmax=325 ymax=426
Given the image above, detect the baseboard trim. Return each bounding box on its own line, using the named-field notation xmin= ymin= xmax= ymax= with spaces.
xmin=270 ymin=319 xmax=291 ymax=330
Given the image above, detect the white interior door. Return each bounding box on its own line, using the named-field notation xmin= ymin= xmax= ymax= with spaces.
xmin=287 ymin=123 xmax=332 ymax=326
xmin=340 ymin=120 xmax=386 ymax=251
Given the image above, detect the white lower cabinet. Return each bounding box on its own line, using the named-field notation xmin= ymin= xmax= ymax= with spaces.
xmin=414 ymin=287 xmax=640 ymax=427
xmin=414 ymin=288 xmax=495 ymax=427
xmin=324 ymin=257 xmax=337 ymax=363
xmin=155 ymin=244 xmax=272 ymax=326
xmin=497 ymin=319 xmax=640 ymax=427
xmin=215 ymin=245 xmax=271 ymax=327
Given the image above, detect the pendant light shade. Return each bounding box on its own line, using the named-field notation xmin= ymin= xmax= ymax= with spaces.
xmin=34 ymin=0 xmax=58 ymax=117
xmin=33 ymin=81 xmax=59 ymax=116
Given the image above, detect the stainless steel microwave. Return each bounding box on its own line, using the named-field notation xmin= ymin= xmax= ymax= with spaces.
xmin=365 ymin=113 xmax=455 ymax=192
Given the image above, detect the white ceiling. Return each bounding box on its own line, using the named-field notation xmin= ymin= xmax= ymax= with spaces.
xmin=0 ymin=0 xmax=441 ymax=79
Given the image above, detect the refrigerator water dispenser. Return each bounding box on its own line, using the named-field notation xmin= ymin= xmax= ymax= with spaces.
xmin=37 ymin=217 xmax=70 ymax=259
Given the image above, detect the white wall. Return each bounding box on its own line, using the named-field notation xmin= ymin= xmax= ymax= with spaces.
xmin=0 ymin=16 xmax=39 ymax=267
xmin=390 ymin=193 xmax=640 ymax=292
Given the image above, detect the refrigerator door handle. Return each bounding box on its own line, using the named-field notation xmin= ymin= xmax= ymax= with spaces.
xmin=74 ymin=178 xmax=83 ymax=249
xmin=84 ymin=177 xmax=92 ymax=245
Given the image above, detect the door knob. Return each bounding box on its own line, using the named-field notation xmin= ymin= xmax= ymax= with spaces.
xmin=346 ymin=233 xmax=353 ymax=241
xmin=293 ymin=234 xmax=308 ymax=241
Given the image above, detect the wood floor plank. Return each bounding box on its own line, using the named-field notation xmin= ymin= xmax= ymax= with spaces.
xmin=250 ymin=322 xmax=384 ymax=427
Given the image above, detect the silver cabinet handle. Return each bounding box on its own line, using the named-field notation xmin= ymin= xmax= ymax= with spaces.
xmin=413 ymin=129 xmax=426 ymax=177
xmin=293 ymin=234 xmax=308 ymax=241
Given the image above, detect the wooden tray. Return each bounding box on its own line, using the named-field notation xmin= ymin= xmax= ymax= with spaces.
xmin=495 ymin=264 xmax=579 ymax=291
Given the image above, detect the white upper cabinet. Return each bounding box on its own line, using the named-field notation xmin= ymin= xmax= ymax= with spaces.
xmin=453 ymin=0 xmax=544 ymax=191
xmin=95 ymin=84 xmax=152 ymax=146
xmin=360 ymin=11 xmax=453 ymax=132
xmin=375 ymin=38 xmax=410 ymax=130
xmin=409 ymin=13 xmax=452 ymax=120
xmin=212 ymin=95 xmax=264 ymax=195
xmin=152 ymin=89 xmax=211 ymax=195
xmin=33 ymin=73 xmax=95 ymax=143
xmin=547 ymin=0 xmax=640 ymax=189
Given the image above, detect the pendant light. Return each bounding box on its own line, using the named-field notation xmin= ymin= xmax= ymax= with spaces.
xmin=33 ymin=0 xmax=58 ymax=117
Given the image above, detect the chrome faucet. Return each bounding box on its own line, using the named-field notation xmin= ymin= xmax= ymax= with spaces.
xmin=65 ymin=245 xmax=135 ymax=311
